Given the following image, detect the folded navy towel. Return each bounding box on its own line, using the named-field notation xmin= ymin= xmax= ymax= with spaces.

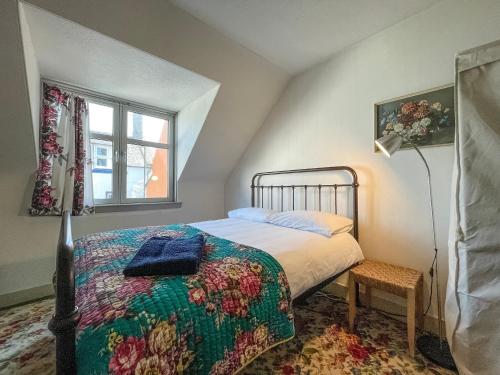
xmin=124 ymin=234 xmax=205 ymax=277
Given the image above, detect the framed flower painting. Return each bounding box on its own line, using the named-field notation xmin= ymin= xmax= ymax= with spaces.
xmin=374 ymin=84 xmax=455 ymax=150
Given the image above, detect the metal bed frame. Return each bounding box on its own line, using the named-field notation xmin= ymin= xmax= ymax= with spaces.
xmin=50 ymin=165 xmax=360 ymax=374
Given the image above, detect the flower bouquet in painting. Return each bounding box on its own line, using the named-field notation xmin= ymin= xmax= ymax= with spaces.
xmin=375 ymin=85 xmax=455 ymax=149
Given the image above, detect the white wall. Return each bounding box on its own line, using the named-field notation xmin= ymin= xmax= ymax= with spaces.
xmin=226 ymin=0 xmax=500 ymax=318
xmin=0 ymin=0 xmax=288 ymax=299
xmin=177 ymin=87 xmax=220 ymax=179
xmin=18 ymin=3 xmax=40 ymax=159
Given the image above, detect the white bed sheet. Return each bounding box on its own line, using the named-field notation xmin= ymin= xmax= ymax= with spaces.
xmin=190 ymin=218 xmax=364 ymax=299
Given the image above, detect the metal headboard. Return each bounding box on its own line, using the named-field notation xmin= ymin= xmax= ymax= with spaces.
xmin=251 ymin=166 xmax=359 ymax=240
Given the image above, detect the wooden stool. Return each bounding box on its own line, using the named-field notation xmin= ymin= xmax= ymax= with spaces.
xmin=348 ymin=260 xmax=423 ymax=357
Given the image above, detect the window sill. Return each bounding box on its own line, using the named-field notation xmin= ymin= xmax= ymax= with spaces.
xmin=94 ymin=202 xmax=182 ymax=214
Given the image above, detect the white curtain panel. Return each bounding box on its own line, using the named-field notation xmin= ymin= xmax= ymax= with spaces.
xmin=447 ymin=40 xmax=500 ymax=375
xmin=30 ymin=84 xmax=94 ymax=216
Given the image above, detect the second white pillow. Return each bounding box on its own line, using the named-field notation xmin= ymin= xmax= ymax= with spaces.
xmin=227 ymin=207 xmax=275 ymax=223
xmin=268 ymin=210 xmax=353 ymax=237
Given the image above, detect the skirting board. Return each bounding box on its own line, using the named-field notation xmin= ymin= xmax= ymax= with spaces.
xmin=0 ymin=284 xmax=54 ymax=310
xmin=324 ymin=282 xmax=443 ymax=336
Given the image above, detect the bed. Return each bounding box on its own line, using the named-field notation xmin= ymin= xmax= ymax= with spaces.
xmin=49 ymin=166 xmax=361 ymax=374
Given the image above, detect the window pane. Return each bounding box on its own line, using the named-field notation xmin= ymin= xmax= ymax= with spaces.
xmin=127 ymin=111 xmax=168 ymax=144
xmin=89 ymin=102 xmax=113 ymax=135
xmin=91 ymin=139 xmax=113 ymax=200
xmin=126 ymin=144 xmax=169 ymax=199
xmin=97 ymin=147 xmax=108 ymax=156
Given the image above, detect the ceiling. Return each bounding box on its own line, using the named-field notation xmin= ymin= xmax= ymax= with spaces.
xmin=171 ymin=0 xmax=442 ymax=74
xmin=22 ymin=2 xmax=219 ymax=111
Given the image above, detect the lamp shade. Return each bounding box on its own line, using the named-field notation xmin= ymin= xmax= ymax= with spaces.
xmin=375 ymin=132 xmax=403 ymax=157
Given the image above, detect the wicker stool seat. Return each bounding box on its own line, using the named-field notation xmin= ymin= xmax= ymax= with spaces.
xmin=348 ymin=260 xmax=423 ymax=357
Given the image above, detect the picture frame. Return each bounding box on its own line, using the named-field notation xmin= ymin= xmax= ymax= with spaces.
xmin=374 ymin=84 xmax=455 ymax=151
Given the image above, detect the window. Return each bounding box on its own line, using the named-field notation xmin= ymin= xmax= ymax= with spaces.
xmin=61 ymin=86 xmax=176 ymax=206
xmin=92 ymin=142 xmax=112 ymax=169
xmin=123 ymin=109 xmax=171 ymax=201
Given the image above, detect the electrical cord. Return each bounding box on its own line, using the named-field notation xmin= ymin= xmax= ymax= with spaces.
xmin=299 ymin=306 xmax=333 ymax=316
xmin=316 ymin=291 xmax=347 ymax=303
xmin=316 ymin=291 xmax=407 ymax=318
xmin=424 ymin=250 xmax=437 ymax=316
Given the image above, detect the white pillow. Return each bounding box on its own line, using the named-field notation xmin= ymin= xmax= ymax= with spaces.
xmin=227 ymin=207 xmax=275 ymax=223
xmin=268 ymin=210 xmax=353 ymax=237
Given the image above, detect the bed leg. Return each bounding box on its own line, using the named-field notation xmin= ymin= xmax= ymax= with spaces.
xmin=49 ymin=211 xmax=79 ymax=374
xmin=49 ymin=309 xmax=79 ymax=374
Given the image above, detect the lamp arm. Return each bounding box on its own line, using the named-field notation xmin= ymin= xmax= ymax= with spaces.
xmin=403 ymin=137 xmax=443 ymax=343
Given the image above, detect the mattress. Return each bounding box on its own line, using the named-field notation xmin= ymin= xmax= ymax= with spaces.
xmin=191 ymin=218 xmax=364 ymax=299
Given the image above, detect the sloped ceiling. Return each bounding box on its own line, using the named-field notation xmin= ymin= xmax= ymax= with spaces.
xmin=24 ymin=0 xmax=290 ymax=183
xmin=22 ymin=3 xmax=219 ymax=111
xmin=171 ymin=0 xmax=443 ymax=74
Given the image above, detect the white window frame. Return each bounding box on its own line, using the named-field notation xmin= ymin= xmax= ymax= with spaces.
xmin=42 ymin=79 xmax=176 ymax=207
xmin=119 ymin=104 xmax=175 ymax=204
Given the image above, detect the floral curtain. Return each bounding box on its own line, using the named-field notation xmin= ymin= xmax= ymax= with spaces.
xmin=29 ymin=84 xmax=94 ymax=216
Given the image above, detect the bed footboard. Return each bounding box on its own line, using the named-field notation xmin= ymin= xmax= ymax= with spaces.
xmin=48 ymin=210 xmax=79 ymax=374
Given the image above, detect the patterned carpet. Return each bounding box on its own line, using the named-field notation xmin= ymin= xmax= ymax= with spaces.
xmin=0 ymin=294 xmax=455 ymax=374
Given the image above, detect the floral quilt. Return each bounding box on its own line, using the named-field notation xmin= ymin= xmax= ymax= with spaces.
xmin=74 ymin=224 xmax=295 ymax=374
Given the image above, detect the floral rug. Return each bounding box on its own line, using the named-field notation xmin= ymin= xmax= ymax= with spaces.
xmin=0 ymin=298 xmax=54 ymax=375
xmin=0 ymin=294 xmax=456 ymax=374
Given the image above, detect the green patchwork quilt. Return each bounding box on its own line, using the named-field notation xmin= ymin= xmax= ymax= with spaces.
xmin=74 ymin=224 xmax=295 ymax=374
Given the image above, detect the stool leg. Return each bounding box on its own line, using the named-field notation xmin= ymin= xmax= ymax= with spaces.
xmin=365 ymin=285 xmax=372 ymax=308
xmin=415 ymin=278 xmax=424 ymax=330
xmin=416 ymin=277 xmax=424 ymax=330
xmin=348 ymin=273 xmax=357 ymax=332
xmin=407 ymin=288 xmax=416 ymax=357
